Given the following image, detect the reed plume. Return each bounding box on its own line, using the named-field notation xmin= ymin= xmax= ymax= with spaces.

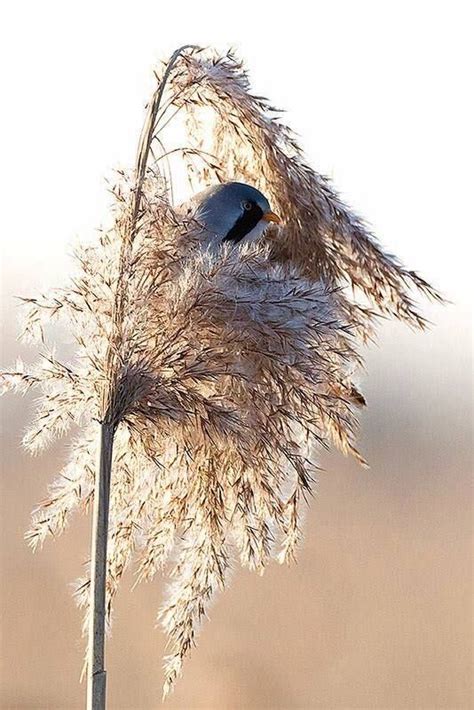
xmin=0 ymin=46 xmax=441 ymax=703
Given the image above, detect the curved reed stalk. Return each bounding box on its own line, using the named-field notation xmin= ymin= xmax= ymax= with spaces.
xmin=0 ymin=47 xmax=442 ymax=703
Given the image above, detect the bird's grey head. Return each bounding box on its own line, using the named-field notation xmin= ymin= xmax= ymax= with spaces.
xmin=189 ymin=182 xmax=281 ymax=247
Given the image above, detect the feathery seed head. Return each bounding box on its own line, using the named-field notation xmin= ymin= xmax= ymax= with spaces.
xmin=0 ymin=46 xmax=442 ymax=699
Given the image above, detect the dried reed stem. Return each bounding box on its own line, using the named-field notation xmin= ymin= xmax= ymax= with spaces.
xmin=86 ymin=423 xmax=114 ymax=708
xmin=86 ymin=45 xmax=194 ymax=710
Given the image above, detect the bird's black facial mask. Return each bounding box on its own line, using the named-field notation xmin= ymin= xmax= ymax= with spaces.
xmin=222 ymin=201 xmax=264 ymax=244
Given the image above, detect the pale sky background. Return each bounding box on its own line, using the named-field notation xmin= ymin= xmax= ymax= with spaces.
xmin=1 ymin=2 xmax=473 ymax=708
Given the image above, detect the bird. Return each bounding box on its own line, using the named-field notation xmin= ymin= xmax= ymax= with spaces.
xmin=182 ymin=182 xmax=281 ymax=249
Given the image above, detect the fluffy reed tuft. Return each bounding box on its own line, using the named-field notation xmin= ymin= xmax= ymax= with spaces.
xmin=1 ymin=47 xmax=441 ymax=699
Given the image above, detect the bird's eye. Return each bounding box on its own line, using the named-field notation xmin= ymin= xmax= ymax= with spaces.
xmin=242 ymin=200 xmax=253 ymax=211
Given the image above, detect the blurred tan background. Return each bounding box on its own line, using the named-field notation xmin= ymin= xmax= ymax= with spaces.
xmin=1 ymin=1 xmax=473 ymax=708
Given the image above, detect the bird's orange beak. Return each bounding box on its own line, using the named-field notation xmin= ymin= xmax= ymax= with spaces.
xmin=263 ymin=211 xmax=281 ymax=224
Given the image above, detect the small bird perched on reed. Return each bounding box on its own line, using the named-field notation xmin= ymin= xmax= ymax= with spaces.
xmin=183 ymin=181 xmax=281 ymax=249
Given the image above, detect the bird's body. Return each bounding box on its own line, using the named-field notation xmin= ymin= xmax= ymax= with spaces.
xmin=182 ymin=182 xmax=280 ymax=249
